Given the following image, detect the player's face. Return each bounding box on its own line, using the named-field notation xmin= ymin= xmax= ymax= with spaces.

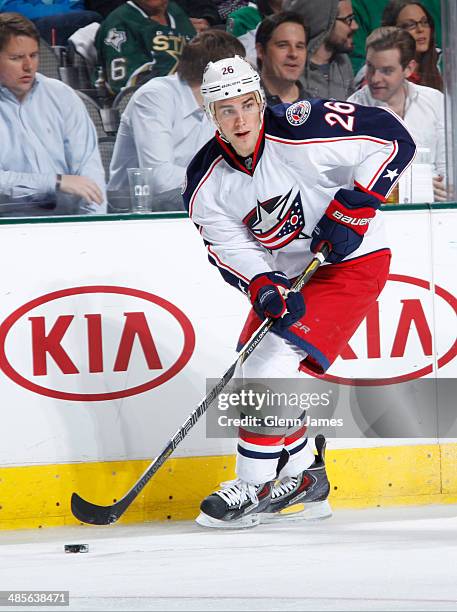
xmin=326 ymin=0 xmax=358 ymax=54
xmin=214 ymin=93 xmax=262 ymax=157
xmin=396 ymin=4 xmax=431 ymax=54
xmin=0 ymin=35 xmax=39 ymax=101
xmin=257 ymin=22 xmax=307 ymax=85
xmin=366 ymin=47 xmax=414 ymax=103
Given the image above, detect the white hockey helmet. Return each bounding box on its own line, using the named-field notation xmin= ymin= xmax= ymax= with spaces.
xmin=201 ymin=55 xmax=265 ymax=123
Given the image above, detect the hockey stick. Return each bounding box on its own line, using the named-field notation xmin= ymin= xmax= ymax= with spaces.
xmin=71 ymin=244 xmax=330 ymax=525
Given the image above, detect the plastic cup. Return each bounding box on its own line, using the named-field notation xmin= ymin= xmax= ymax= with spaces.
xmin=127 ymin=168 xmax=154 ymax=213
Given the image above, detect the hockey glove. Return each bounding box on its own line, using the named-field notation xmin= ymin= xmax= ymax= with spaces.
xmin=310 ymin=189 xmax=380 ymax=264
xmin=248 ymin=271 xmax=305 ymax=331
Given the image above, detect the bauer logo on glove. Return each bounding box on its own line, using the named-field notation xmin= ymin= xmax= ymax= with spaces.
xmin=311 ymin=188 xmax=381 ymax=264
xmin=331 ymin=209 xmax=373 ymax=227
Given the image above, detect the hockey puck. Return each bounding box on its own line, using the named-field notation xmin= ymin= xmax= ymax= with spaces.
xmin=64 ymin=544 xmax=89 ymax=553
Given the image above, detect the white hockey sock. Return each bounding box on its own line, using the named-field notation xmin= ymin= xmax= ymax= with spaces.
xmin=236 ymin=440 xmax=282 ymax=484
xmin=277 ymin=435 xmax=315 ymax=479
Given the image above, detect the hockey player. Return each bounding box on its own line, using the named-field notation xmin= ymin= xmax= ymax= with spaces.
xmin=182 ymin=55 xmax=416 ymax=528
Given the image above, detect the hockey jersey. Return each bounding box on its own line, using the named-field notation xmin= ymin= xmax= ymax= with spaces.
xmin=182 ymin=99 xmax=416 ymax=294
xmin=96 ymin=0 xmax=196 ymax=94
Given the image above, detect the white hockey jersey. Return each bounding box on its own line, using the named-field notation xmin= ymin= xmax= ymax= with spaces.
xmin=182 ymin=99 xmax=416 ymax=293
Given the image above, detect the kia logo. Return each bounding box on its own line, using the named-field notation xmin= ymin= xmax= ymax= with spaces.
xmin=0 ymin=286 xmax=195 ymax=401
xmin=318 ymin=274 xmax=457 ymax=386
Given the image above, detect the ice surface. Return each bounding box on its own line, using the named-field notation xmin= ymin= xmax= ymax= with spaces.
xmin=1 ymin=505 xmax=457 ymax=611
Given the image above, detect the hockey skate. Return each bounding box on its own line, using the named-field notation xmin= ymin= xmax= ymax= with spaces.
xmin=261 ymin=434 xmax=332 ymax=523
xmin=196 ymin=479 xmax=272 ymax=529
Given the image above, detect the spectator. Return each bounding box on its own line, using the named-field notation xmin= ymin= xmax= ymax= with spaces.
xmin=108 ymin=29 xmax=245 ymax=210
xmin=0 ymin=0 xmax=102 ymax=45
xmin=283 ymin=0 xmax=358 ymax=99
xmin=350 ymin=0 xmax=441 ymax=75
xmin=0 ymin=13 xmax=106 ymax=215
xmin=255 ymin=12 xmax=308 ymax=105
xmin=227 ymin=0 xmax=282 ymax=65
xmin=348 ymin=27 xmax=446 ymax=201
xmin=381 ymin=0 xmax=442 ymax=91
xmin=95 ymin=0 xmax=196 ymax=95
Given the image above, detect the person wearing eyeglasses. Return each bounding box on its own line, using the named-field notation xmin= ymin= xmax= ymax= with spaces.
xmin=283 ymin=0 xmax=358 ymax=100
xmin=381 ymin=0 xmax=442 ymax=91
xmin=349 ymin=0 xmax=441 ymax=77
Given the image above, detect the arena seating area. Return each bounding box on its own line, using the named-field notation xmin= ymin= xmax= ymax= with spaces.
xmin=0 ymin=0 xmax=446 ymax=212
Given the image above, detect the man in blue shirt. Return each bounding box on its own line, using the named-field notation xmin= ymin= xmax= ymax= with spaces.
xmin=0 ymin=13 xmax=106 ymax=215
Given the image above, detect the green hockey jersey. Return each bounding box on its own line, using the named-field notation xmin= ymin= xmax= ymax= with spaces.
xmin=96 ymin=0 xmax=196 ymax=94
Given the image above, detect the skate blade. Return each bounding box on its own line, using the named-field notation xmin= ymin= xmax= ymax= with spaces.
xmin=195 ymin=512 xmax=260 ymax=530
xmin=260 ymin=500 xmax=333 ymax=523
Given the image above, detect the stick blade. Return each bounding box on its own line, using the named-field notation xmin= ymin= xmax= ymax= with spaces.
xmin=71 ymin=492 xmax=121 ymax=525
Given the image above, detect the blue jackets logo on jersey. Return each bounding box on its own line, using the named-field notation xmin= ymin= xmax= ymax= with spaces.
xmin=286 ymin=100 xmax=311 ymax=126
xmin=243 ymin=188 xmax=310 ymax=251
